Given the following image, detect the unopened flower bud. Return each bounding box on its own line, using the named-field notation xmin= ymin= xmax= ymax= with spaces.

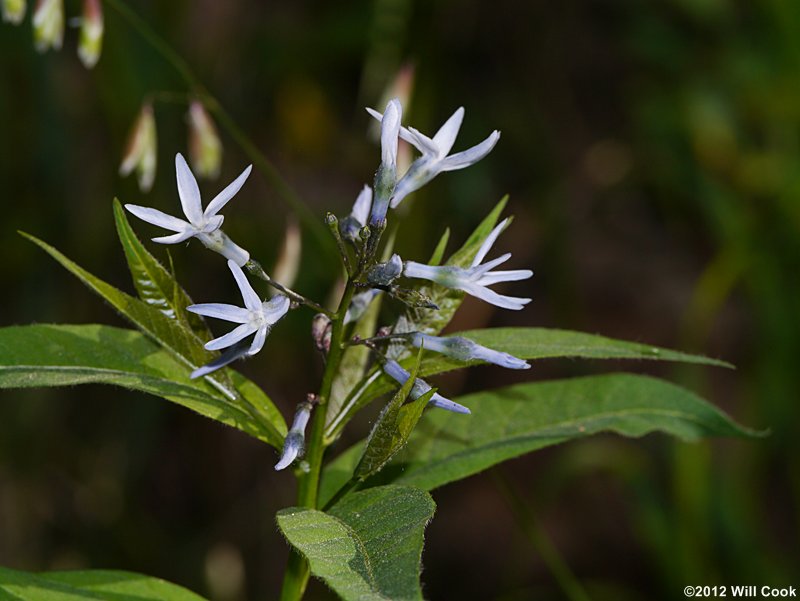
xmin=188 ymin=100 xmax=222 ymax=179
xmin=77 ymin=0 xmax=103 ymax=68
xmin=2 ymin=0 xmax=26 ymax=24
xmin=366 ymin=253 xmax=402 ymax=286
xmin=120 ymin=103 xmax=158 ymax=192
xmin=275 ymin=400 xmax=313 ymax=471
xmin=311 ymin=313 xmax=332 ymax=353
xmin=32 ymin=0 xmax=63 ymax=52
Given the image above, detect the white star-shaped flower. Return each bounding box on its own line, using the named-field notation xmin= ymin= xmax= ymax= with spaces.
xmin=366 ymin=104 xmax=500 ymax=209
xmin=187 ymin=260 xmax=290 ymax=377
xmin=125 ymin=153 xmax=251 ymax=265
xmin=402 ymin=218 xmax=532 ymax=310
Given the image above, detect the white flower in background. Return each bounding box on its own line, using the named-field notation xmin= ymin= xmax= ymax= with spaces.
xmin=187 ymin=260 xmax=290 ymax=378
xmin=410 ymin=332 xmax=529 ymax=370
xmin=125 ymin=153 xmax=251 ymax=265
xmin=188 ymin=100 xmax=223 ymax=179
xmin=77 ymin=0 xmax=103 ymax=68
xmin=275 ymin=401 xmax=313 ymax=471
xmin=2 ymin=0 xmax=26 ymax=24
xmin=32 ymin=0 xmax=63 ymax=52
xmin=339 ymin=185 xmax=372 ymax=241
xmin=402 ymin=218 xmax=532 ymax=310
xmin=367 ymin=104 xmax=500 ymax=209
xmin=382 ymin=359 xmax=470 ymax=414
xmin=119 ymin=103 xmax=158 ymax=192
xmin=369 ymin=99 xmax=402 ymax=225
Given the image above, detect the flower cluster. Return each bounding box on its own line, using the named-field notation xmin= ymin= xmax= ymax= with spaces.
xmin=126 ymin=98 xmax=532 ymax=470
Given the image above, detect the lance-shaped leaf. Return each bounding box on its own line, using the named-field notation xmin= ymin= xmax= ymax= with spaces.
xmin=0 ymin=566 xmax=209 ymax=600
xmin=21 ymin=232 xmax=234 ymax=396
xmin=0 ymin=324 xmax=286 ymax=448
xmin=113 ymin=198 xmax=211 ymax=339
xmin=277 ymin=485 xmax=435 ymax=601
xmin=324 ymin=325 xmax=731 ymax=443
xmin=351 ymin=327 xmax=732 ymax=405
xmin=320 ymin=374 xmax=761 ymax=503
xmin=354 ymin=348 xmax=432 ymax=481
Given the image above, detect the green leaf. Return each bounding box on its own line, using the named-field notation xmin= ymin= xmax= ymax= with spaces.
xmin=427 ymin=227 xmax=450 ymax=266
xmin=21 ymin=231 xmax=234 ymax=399
xmin=351 ymin=327 xmax=733 ymax=412
xmin=320 ymin=374 xmax=760 ymax=500
xmin=112 ymin=198 xmax=211 ymax=340
xmin=0 ymin=566 xmax=208 ymax=600
xmin=0 ymin=324 xmax=286 ymax=448
xmin=277 ymin=485 xmax=435 ymax=601
xmin=354 ymin=349 xmax=432 ymax=481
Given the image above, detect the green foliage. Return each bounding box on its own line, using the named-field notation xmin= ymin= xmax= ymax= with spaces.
xmin=277 ymin=485 xmax=435 ymax=601
xmin=0 ymin=566 xmax=208 ymax=600
xmin=354 ymin=349 xmax=433 ymax=481
xmin=327 ymin=326 xmax=732 ymax=441
xmin=0 ymin=324 xmax=286 ymax=447
xmin=320 ymin=373 xmax=759 ymax=504
xmin=112 ymin=198 xmax=211 ymax=340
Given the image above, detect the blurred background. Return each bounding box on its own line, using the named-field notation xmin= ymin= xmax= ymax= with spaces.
xmin=1 ymin=0 xmax=798 ymax=599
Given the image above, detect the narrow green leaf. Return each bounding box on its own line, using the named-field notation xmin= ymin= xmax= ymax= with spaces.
xmin=320 ymin=374 xmax=760 ymax=499
xmin=0 ymin=566 xmax=208 ymax=600
xmin=354 ymin=349 xmax=432 ymax=481
xmin=112 ymin=198 xmax=212 ymax=340
xmin=277 ymin=485 xmax=435 ymax=601
xmin=20 ymin=231 xmax=236 ymax=398
xmin=350 ymin=327 xmax=733 ymax=409
xmin=427 ymin=227 xmax=450 ymax=266
xmin=0 ymin=324 xmax=286 ymax=448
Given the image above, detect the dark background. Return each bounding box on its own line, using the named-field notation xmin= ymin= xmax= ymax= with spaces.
xmin=1 ymin=1 xmax=798 ymax=599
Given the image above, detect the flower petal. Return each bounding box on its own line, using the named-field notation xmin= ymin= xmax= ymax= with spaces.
xmin=462 ymin=283 xmax=531 ymax=311
xmin=204 ymin=322 xmax=259 ymax=351
xmin=431 ymin=107 xmax=464 ymax=156
xmin=477 ymin=269 xmax=534 ymax=286
xmin=228 ymin=260 xmax=262 ymax=312
xmin=261 ymin=294 xmax=291 ymax=324
xmin=125 ymin=204 xmax=190 ymax=233
xmin=472 ymin=218 xmax=510 ymax=267
xmin=474 ymin=252 xmax=512 ymax=275
xmin=204 ymin=164 xmax=252 ymax=219
xmin=439 ymin=130 xmax=500 ymax=172
xmin=429 ymin=393 xmax=471 ymax=414
xmin=248 ymin=325 xmax=268 ymax=356
xmin=190 ymin=341 xmax=251 ymax=379
xmin=404 ymin=126 xmax=438 ymax=156
xmin=151 ymin=230 xmax=195 ymax=244
xmin=380 ymin=99 xmax=402 ymax=168
xmin=186 ymin=303 xmax=251 ymax=323
xmin=351 ymin=185 xmax=372 ymax=226
xmin=175 ymin=153 xmax=203 ymax=225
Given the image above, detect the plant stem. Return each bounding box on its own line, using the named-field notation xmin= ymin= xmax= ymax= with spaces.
xmin=493 ymin=471 xmax=592 ymax=601
xmin=101 ymin=0 xmax=334 ymax=254
xmin=279 ymin=279 xmax=357 ymax=600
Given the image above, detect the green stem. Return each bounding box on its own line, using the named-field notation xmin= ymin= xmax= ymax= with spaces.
xmin=279 ymin=280 xmax=357 ymax=600
xmin=493 ymin=471 xmax=592 ymax=601
xmin=101 ymin=0 xmax=333 ymax=253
